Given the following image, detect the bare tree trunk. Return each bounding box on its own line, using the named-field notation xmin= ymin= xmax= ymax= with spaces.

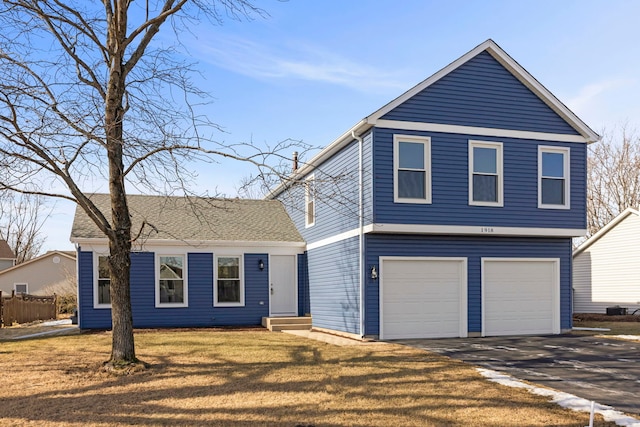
xmin=104 ymin=0 xmax=135 ymax=363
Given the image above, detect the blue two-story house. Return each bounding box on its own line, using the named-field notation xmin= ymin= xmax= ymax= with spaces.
xmin=73 ymin=40 xmax=598 ymax=339
xmin=269 ymin=39 xmax=599 ymax=340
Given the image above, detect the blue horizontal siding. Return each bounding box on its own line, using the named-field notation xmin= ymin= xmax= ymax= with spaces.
xmin=276 ymin=135 xmax=370 ymax=244
xmin=78 ymin=251 xmax=270 ymax=329
xmin=381 ymin=51 xmax=578 ymax=135
xmin=373 ymin=127 xmax=587 ymax=229
xmin=308 ymin=236 xmax=360 ymax=334
xmin=364 ymin=235 xmax=572 ymax=336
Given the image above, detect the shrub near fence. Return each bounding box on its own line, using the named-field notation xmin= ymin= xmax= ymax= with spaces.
xmin=0 ymin=291 xmax=57 ymax=327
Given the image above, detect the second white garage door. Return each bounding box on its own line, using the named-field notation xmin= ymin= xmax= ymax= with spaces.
xmin=482 ymin=258 xmax=560 ymax=336
xmin=380 ymin=257 xmax=467 ymax=340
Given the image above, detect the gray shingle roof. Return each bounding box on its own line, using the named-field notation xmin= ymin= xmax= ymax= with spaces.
xmin=70 ymin=194 xmax=303 ymax=243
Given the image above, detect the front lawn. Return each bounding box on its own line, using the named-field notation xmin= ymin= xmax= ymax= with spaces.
xmin=0 ymin=329 xmax=617 ymax=426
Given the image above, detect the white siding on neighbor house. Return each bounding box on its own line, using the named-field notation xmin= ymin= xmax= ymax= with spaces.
xmin=573 ymin=213 xmax=640 ymax=314
xmin=0 ymin=253 xmax=76 ymax=296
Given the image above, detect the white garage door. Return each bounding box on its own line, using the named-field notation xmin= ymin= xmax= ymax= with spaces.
xmin=483 ymin=258 xmax=560 ymax=336
xmin=380 ymin=257 xmax=467 ymax=340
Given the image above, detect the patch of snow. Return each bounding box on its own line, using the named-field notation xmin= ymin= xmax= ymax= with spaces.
xmin=477 ymin=368 xmax=640 ymax=427
xmin=40 ymin=319 xmax=72 ymax=326
xmin=573 ymin=327 xmax=611 ymax=331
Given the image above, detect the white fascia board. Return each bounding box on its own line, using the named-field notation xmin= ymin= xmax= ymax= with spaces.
xmin=572 ymin=207 xmax=640 ymax=257
xmin=376 ymin=120 xmax=588 ymax=143
xmin=266 ymin=120 xmax=372 ymax=199
xmin=72 ymin=238 xmax=306 ymax=251
xmin=306 ymin=223 xmax=585 ymax=251
xmin=484 ymin=43 xmax=600 ymax=143
xmin=368 ymin=39 xmax=600 ymax=143
xmin=367 ymin=223 xmax=586 ymax=238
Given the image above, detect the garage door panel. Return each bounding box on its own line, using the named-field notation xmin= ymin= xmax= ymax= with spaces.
xmin=483 ymin=259 xmax=559 ymax=337
xmin=381 ymin=258 xmax=467 ymax=340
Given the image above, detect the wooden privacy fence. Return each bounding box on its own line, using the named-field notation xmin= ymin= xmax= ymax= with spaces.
xmin=0 ymin=291 xmax=57 ymax=327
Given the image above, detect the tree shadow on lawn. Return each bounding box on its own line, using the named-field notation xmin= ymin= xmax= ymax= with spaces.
xmin=0 ymin=332 xmax=616 ymax=427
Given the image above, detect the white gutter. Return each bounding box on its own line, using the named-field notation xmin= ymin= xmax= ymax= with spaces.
xmin=352 ymin=130 xmax=365 ymax=338
xmin=266 ymin=119 xmax=373 ymax=199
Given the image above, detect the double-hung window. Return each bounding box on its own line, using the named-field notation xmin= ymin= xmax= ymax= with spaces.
xmin=95 ymin=255 xmax=111 ymax=307
xmin=469 ymin=141 xmax=503 ymax=206
xmin=14 ymin=283 xmax=28 ymax=294
xmin=394 ymin=135 xmax=431 ymax=203
xmin=305 ymin=175 xmax=315 ymax=227
xmin=539 ymin=146 xmax=570 ymax=209
xmin=215 ymin=255 xmax=244 ymax=306
xmin=156 ymin=255 xmax=187 ymax=307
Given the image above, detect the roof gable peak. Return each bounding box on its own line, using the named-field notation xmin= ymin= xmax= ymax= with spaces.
xmin=367 ymin=39 xmax=599 ymax=143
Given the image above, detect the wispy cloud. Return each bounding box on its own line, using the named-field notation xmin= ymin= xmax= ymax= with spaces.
xmin=193 ymin=34 xmax=408 ymax=93
xmin=566 ymin=78 xmax=635 ymax=114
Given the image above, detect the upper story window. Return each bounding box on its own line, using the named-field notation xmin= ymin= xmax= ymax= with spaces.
xmin=305 ymin=175 xmax=315 ymax=227
xmin=394 ymin=135 xmax=431 ymax=204
xmin=156 ymin=255 xmax=187 ymax=307
xmin=215 ymin=255 xmax=244 ymax=307
xmin=95 ymin=255 xmax=111 ymax=307
xmin=469 ymin=141 xmax=503 ymax=207
xmin=539 ymin=146 xmax=570 ymax=209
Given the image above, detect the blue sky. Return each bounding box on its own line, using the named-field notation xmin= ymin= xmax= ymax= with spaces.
xmin=44 ymin=0 xmax=640 ymax=250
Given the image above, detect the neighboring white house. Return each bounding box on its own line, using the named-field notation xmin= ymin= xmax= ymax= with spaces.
xmin=0 ymin=250 xmax=76 ymax=296
xmin=573 ymin=208 xmax=640 ymax=314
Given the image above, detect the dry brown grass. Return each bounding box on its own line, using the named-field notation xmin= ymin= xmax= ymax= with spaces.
xmin=573 ymin=313 xmax=640 ymax=336
xmin=0 ymin=329 xmax=619 ymax=427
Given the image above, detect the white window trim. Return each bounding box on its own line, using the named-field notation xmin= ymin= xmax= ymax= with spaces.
xmin=468 ymin=140 xmax=503 ymax=207
xmin=155 ymin=254 xmax=188 ymax=308
xmin=304 ymin=174 xmax=315 ymax=228
xmin=93 ymin=253 xmax=111 ymax=309
xmin=214 ymin=254 xmax=245 ymax=307
xmin=14 ymin=283 xmax=28 ymax=294
xmin=393 ymin=134 xmax=432 ymax=204
xmin=538 ymin=146 xmax=570 ymax=210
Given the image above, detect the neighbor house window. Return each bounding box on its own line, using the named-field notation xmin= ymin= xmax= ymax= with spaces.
xmin=394 ymin=135 xmax=431 ymax=203
xmin=96 ymin=255 xmax=111 ymax=307
xmin=215 ymin=255 xmax=244 ymax=307
xmin=14 ymin=283 xmax=27 ymax=294
xmin=305 ymin=175 xmax=315 ymax=227
xmin=539 ymin=146 xmax=570 ymax=209
xmin=469 ymin=141 xmax=503 ymax=206
xmin=156 ymin=255 xmax=187 ymax=307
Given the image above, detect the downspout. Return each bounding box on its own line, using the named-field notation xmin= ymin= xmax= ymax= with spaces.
xmin=352 ymin=130 xmax=365 ymax=338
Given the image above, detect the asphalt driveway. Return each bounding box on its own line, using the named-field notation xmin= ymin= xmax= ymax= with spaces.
xmin=397 ymin=334 xmax=640 ymax=415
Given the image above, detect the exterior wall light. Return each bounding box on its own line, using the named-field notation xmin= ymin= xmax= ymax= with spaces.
xmin=258 ymin=259 xmax=265 ymax=270
xmin=370 ymin=265 xmax=378 ymax=280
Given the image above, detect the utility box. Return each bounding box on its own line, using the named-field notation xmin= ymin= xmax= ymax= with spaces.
xmin=606 ymin=306 xmax=627 ymax=315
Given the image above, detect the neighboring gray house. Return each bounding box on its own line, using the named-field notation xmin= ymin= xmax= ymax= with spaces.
xmin=573 ymin=207 xmax=640 ymax=314
xmin=0 ymin=250 xmax=76 ymax=296
xmin=0 ymin=240 xmax=16 ymax=272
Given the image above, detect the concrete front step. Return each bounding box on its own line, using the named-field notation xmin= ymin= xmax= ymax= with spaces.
xmin=262 ymin=316 xmax=312 ymax=331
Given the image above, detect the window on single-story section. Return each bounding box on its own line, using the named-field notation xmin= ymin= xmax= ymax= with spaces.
xmin=305 ymin=174 xmax=315 ymax=227
xmin=215 ymin=255 xmax=244 ymax=307
xmin=393 ymin=134 xmax=431 ymax=204
xmin=469 ymin=140 xmax=503 ymax=206
xmin=156 ymin=255 xmax=187 ymax=307
xmin=95 ymin=255 xmax=111 ymax=307
xmin=14 ymin=283 xmax=28 ymax=294
xmin=538 ymin=146 xmax=570 ymax=209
